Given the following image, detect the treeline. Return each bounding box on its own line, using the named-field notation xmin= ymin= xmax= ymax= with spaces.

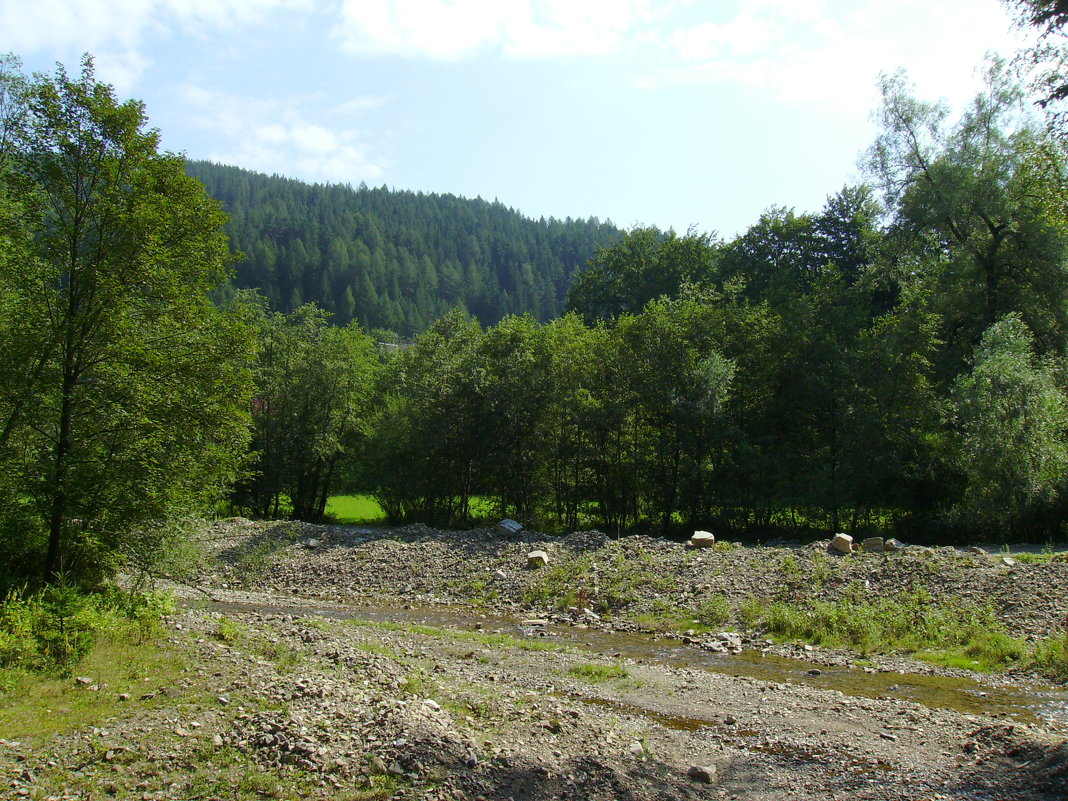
xmin=257 ymin=65 xmax=1068 ymax=543
xmin=5 ymin=43 xmax=1068 ymax=592
xmin=187 ymin=161 xmax=621 ymax=335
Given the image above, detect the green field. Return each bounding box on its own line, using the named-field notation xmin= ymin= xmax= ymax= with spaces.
xmin=324 ymin=494 xmax=387 ymax=524
xmin=324 ymin=494 xmax=501 ymax=525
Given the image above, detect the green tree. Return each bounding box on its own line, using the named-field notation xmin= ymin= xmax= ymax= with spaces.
xmin=0 ymin=57 xmax=255 ymax=582
xmin=237 ymin=302 xmax=379 ymax=520
xmin=370 ymin=309 xmax=485 ymax=525
xmin=867 ymin=65 xmax=1068 ymax=383
xmin=1007 ymin=0 xmax=1068 ymax=136
xmin=566 ymin=227 xmax=719 ymax=322
xmin=947 ymin=313 xmax=1068 ymax=536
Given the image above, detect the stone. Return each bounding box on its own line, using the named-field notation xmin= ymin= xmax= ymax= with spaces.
xmin=497 ymin=518 xmax=523 ymax=535
xmin=526 ymin=550 xmax=549 ymax=568
xmin=830 ymin=533 xmax=853 ymax=554
xmin=687 ymin=764 xmax=717 ymax=783
xmin=1001 ymin=557 xmax=1017 ymax=567
xmin=689 ymin=530 xmax=716 ymax=548
xmin=305 ymin=538 xmax=320 ymax=549
xmin=75 ymin=676 xmax=93 ymax=686
xmin=806 ymin=668 xmax=822 ymax=676
xmin=629 ymin=741 xmax=645 ymax=757
xmin=861 ymin=537 xmax=885 ymax=553
xmin=967 ymin=546 xmax=987 ymax=555
xmin=883 ymin=538 xmax=905 ymax=552
xmin=422 ymin=699 xmax=441 ymax=712
xmin=493 ymin=569 xmax=508 ymax=581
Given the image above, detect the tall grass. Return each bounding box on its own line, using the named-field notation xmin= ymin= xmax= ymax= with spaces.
xmin=0 ymin=585 xmax=172 ymax=676
xmin=743 ymin=584 xmax=1040 ymax=674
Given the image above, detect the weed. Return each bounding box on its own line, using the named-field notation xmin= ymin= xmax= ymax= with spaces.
xmin=1029 ymin=633 xmax=1068 ymax=682
xmin=522 ymin=543 xmax=673 ymax=614
xmin=696 ymin=594 xmax=730 ymax=628
xmin=744 ymin=586 xmax=1032 ymax=670
xmin=215 ymin=616 xmax=243 ymax=644
xmin=738 ymin=595 xmax=766 ymax=629
xmin=567 ymin=662 xmax=628 ymax=682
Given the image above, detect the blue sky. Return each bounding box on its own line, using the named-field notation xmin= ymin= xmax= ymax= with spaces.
xmin=1 ymin=0 xmax=1033 ymax=236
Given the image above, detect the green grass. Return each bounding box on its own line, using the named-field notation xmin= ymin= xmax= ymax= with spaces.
xmin=325 ymin=493 xmax=501 ymax=525
xmin=738 ymin=585 xmax=1065 ymax=675
xmin=521 ymin=542 xmax=675 ymax=614
xmin=567 ymin=662 xmax=628 ymax=682
xmin=325 ymin=494 xmax=387 ymax=524
xmin=0 ymin=623 xmax=188 ymax=741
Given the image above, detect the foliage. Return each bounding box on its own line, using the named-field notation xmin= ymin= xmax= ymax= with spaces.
xmin=187 ymin=160 xmax=621 ymax=334
xmin=947 ymin=314 xmax=1068 ymax=536
xmin=566 ymin=226 xmax=718 ymax=322
xmin=747 ymin=584 xmax=1029 ymax=670
xmin=0 ymin=585 xmax=171 ymax=675
xmin=1007 ymin=0 xmax=1068 ymax=139
xmin=234 ymin=300 xmax=380 ymax=520
xmin=1029 ymin=632 xmax=1068 ymax=682
xmin=0 ymin=56 xmax=254 ymax=582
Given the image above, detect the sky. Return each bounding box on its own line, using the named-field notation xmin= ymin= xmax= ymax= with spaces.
xmin=0 ymin=0 xmax=1036 ymax=237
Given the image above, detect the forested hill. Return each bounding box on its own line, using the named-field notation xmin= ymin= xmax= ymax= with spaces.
xmin=186 ymin=161 xmax=622 ymax=334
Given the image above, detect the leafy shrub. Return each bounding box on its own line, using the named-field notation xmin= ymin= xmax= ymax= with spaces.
xmin=0 ymin=585 xmax=172 ymax=675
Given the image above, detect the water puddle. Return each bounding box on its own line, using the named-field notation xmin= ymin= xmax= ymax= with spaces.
xmin=200 ymin=598 xmax=1068 ymax=731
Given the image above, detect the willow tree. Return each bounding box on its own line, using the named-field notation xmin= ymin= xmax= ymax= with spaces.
xmin=0 ymin=56 xmax=254 ymax=582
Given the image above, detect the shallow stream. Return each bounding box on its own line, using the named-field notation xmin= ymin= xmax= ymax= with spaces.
xmin=203 ymin=598 xmax=1068 ymax=732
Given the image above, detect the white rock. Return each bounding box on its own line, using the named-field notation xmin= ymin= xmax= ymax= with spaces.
xmin=883 ymin=538 xmax=905 ymax=551
xmin=629 ymin=741 xmax=645 ymax=757
xmin=305 ymin=538 xmax=320 ymax=549
xmin=861 ymin=537 xmax=885 ymax=553
xmin=527 ymin=550 xmax=549 ymax=568
xmin=689 ymin=531 xmax=716 ymax=548
xmin=830 ymin=533 xmax=853 ymax=554
xmin=423 ymin=699 xmax=441 ymax=712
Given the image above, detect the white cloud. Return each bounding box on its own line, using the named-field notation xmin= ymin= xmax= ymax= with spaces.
xmin=181 ymin=85 xmax=387 ymax=185
xmin=653 ymin=0 xmax=1030 ymax=114
xmin=0 ymin=0 xmax=308 ymax=89
xmin=331 ymin=0 xmax=670 ymax=60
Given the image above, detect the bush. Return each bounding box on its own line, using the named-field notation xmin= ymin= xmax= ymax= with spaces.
xmin=0 ymin=585 xmax=171 ymax=675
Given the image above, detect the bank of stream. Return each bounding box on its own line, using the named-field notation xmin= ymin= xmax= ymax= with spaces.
xmin=201 ymin=597 xmax=1068 ymax=733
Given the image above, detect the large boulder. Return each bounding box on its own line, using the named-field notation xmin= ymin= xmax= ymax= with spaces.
xmin=830 ymin=533 xmax=854 ymax=554
xmin=860 ymin=537 xmax=885 ymax=553
xmin=689 ymin=530 xmax=716 ymax=548
xmin=497 ymin=518 xmax=523 ymax=535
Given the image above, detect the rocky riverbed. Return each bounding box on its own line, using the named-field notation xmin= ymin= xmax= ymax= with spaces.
xmin=5 ymin=519 xmax=1068 ymax=800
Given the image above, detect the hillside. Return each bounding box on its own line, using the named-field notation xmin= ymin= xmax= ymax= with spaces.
xmin=186 ymin=161 xmax=622 ymax=334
